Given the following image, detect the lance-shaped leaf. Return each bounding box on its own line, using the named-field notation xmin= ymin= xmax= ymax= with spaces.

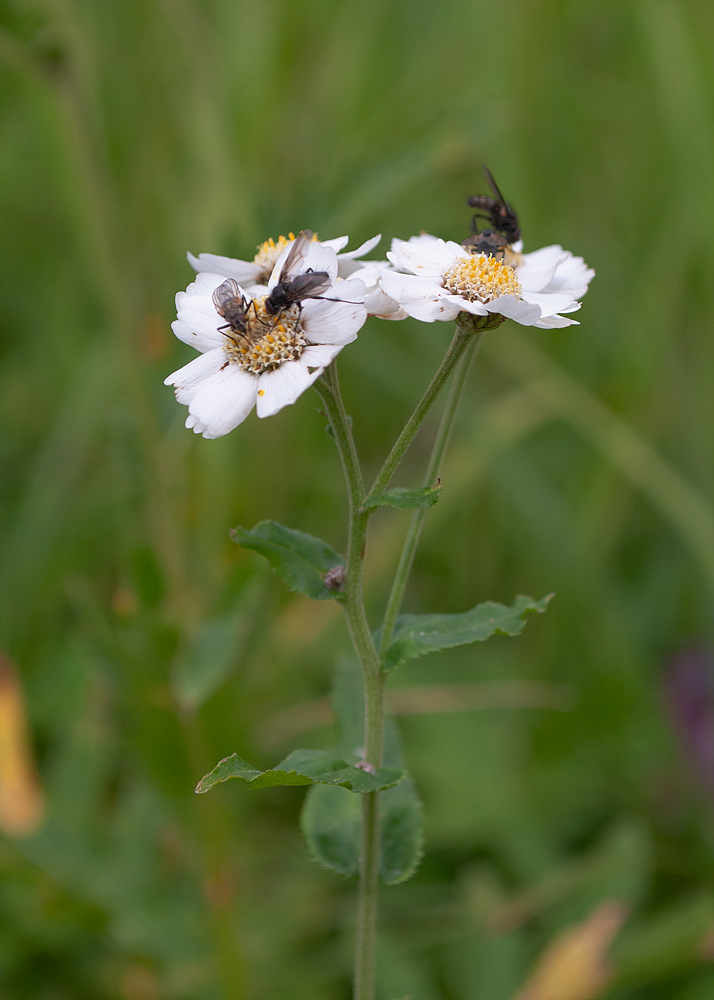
xmin=195 ymin=748 xmax=403 ymax=795
xmin=380 ymin=593 xmax=553 ymax=671
xmin=231 ymin=520 xmax=345 ymax=601
xmin=360 ymin=484 xmax=442 ymax=512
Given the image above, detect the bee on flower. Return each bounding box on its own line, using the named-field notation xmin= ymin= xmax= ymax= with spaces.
xmin=165 ymin=231 xmax=367 ymax=438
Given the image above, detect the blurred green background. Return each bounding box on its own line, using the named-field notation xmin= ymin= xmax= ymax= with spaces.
xmin=1 ymin=0 xmax=713 ymax=997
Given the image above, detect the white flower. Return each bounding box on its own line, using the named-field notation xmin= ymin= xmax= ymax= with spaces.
xmin=165 ymin=236 xmax=367 ymax=438
xmin=188 ymin=232 xmax=382 ymax=296
xmin=379 ymin=234 xmax=593 ymax=329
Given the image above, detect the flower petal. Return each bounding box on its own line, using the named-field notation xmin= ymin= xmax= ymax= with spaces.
xmin=164 ymin=348 xmax=227 ymax=403
xmin=268 ymin=239 xmax=339 ymax=289
xmin=337 ymin=234 xmax=382 ymax=260
xmin=255 ymin=357 xmax=323 ymax=418
xmin=187 ymin=252 xmax=263 ymax=285
xmin=388 ymin=237 xmax=461 ymax=277
xmin=300 ymin=291 xmax=367 ymax=345
xmin=186 ymin=364 xmax=258 ymax=438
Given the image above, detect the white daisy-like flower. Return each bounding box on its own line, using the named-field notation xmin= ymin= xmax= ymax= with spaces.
xmin=165 ymin=234 xmax=367 ymax=438
xmin=188 ymin=232 xmax=382 ymax=296
xmin=379 ymin=234 xmax=593 ymax=329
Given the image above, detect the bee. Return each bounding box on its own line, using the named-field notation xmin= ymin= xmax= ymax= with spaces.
xmin=264 ymin=229 xmax=332 ymax=316
xmin=461 ymin=166 xmax=521 ymax=258
xmin=212 ymin=278 xmax=251 ymax=340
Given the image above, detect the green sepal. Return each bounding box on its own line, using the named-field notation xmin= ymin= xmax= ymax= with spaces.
xmin=360 ymin=484 xmax=442 ymax=512
xmin=379 ymin=593 xmax=553 ymax=671
xmin=230 ymin=520 xmax=345 ymax=601
xmin=195 ymin=748 xmax=403 ymax=795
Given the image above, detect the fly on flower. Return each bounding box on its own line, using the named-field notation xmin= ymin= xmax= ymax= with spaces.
xmin=188 ymin=231 xmax=383 ymax=297
xmin=165 ymin=236 xmax=368 ymax=438
xmin=462 ymin=166 xmax=521 ymax=258
xmin=264 ymin=229 xmax=333 ymax=316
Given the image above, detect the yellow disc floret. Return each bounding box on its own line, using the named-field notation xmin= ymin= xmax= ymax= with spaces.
xmin=221 ymin=297 xmax=306 ymax=375
xmin=252 ymin=232 xmax=320 ymax=281
xmin=442 ymin=253 xmax=522 ymax=303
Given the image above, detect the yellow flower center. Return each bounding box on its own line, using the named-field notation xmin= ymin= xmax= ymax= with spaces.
xmin=252 ymin=232 xmax=319 ymax=281
xmin=222 ymin=297 xmax=306 ymax=375
xmin=442 ymin=253 xmax=522 ymax=303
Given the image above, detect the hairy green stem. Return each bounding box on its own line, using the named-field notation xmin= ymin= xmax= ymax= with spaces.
xmin=379 ymin=331 xmax=484 ymax=658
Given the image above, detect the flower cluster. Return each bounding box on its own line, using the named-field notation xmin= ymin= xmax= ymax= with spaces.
xmin=165 ymin=195 xmax=594 ymax=438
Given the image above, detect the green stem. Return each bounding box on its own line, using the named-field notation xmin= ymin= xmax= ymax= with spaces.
xmin=314 ymin=367 xmax=383 ymax=999
xmin=368 ymin=312 xmax=490 ymax=499
xmin=379 ymin=331 xmax=484 ymax=658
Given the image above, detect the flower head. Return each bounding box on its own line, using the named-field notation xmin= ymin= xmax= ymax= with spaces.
xmin=165 ymin=234 xmax=367 ymax=438
xmin=379 ymin=234 xmax=593 ymax=329
xmin=188 ymin=232 xmax=382 ymax=296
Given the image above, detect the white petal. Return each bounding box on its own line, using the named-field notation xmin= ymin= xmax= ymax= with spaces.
xmin=187 ymin=252 xmax=263 ymax=284
xmin=255 ymin=358 xmax=322 ymax=418
xmin=520 ymin=288 xmax=581 ymax=318
xmin=186 ymin=364 xmax=258 ymax=438
xmin=300 ymin=295 xmax=367 ymax=345
xmin=485 ymin=295 xmax=542 ymax=326
xmin=337 ymin=234 xmax=382 ymax=260
xmin=378 ymin=269 xmax=445 ymax=303
xmin=441 ymin=293 xmax=488 ymax=317
xmin=320 ymin=236 xmax=350 ymax=252
xmin=171 ymin=318 xmax=223 ymax=353
xmin=515 ymin=246 xmax=568 ymax=291
xmin=164 ymin=348 xmax=227 ymax=403
xmin=541 ymin=254 xmax=595 ymax=298
xmin=268 ymin=239 xmax=338 ymax=289
xmin=300 ymin=343 xmax=344 ymax=368
xmin=387 ymin=238 xmax=459 ymax=277
xmin=533 ymin=313 xmax=580 ymax=329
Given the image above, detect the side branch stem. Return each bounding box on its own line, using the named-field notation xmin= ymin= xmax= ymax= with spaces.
xmin=379 ymin=331 xmax=483 ymax=658
xmin=368 ymin=316 xmax=477 ymax=498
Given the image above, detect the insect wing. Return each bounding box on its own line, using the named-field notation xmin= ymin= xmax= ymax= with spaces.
xmin=212 ymin=278 xmax=244 ymax=316
xmin=278 ymin=229 xmax=314 ymax=282
xmin=482 ymin=165 xmax=508 ymax=209
xmin=288 ymin=271 xmax=331 ymax=300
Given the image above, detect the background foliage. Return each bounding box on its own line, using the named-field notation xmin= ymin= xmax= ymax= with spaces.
xmin=1 ymin=0 xmax=713 ymax=997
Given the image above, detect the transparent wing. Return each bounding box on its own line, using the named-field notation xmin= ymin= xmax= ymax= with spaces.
xmin=278 ymin=229 xmax=314 ymax=281
xmin=212 ymin=278 xmax=244 ymax=314
xmin=288 ymin=271 xmax=331 ymax=300
xmin=483 ymin=165 xmax=507 ymax=208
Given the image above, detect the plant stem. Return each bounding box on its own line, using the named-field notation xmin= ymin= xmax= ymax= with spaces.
xmin=379 ymin=331 xmax=484 ymax=658
xmin=368 ymin=313 xmax=487 ymax=500
xmin=314 ymin=367 xmax=383 ymax=999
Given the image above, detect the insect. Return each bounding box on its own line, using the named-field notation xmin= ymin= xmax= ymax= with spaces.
xmin=461 ymin=166 xmax=521 ymax=258
xmin=264 ymin=229 xmax=332 ymax=316
xmin=212 ymin=278 xmax=251 ymax=340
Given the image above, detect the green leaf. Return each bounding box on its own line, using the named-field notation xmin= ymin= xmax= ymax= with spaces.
xmin=195 ymin=748 xmax=403 ymax=795
xmin=301 ymin=779 xmax=423 ymax=884
xmin=230 ymin=520 xmax=345 ymax=601
xmin=360 ymin=484 xmax=443 ymax=512
xmin=301 ymin=657 xmax=424 ymax=884
xmin=381 ymin=593 xmax=553 ymax=671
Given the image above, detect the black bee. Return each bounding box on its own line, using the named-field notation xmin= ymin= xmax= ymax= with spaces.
xmin=212 ymin=278 xmax=251 ymax=337
xmin=461 ymin=166 xmax=521 ymax=258
xmin=264 ymin=229 xmax=332 ymax=316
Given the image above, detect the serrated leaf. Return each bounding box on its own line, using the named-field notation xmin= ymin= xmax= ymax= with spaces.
xmin=231 ymin=520 xmax=344 ymax=601
xmin=301 ymin=779 xmax=423 ymax=885
xmin=195 ymin=748 xmax=403 ymax=795
xmin=361 ymin=485 xmax=442 ymax=512
xmin=381 ymin=593 xmax=553 ymax=671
